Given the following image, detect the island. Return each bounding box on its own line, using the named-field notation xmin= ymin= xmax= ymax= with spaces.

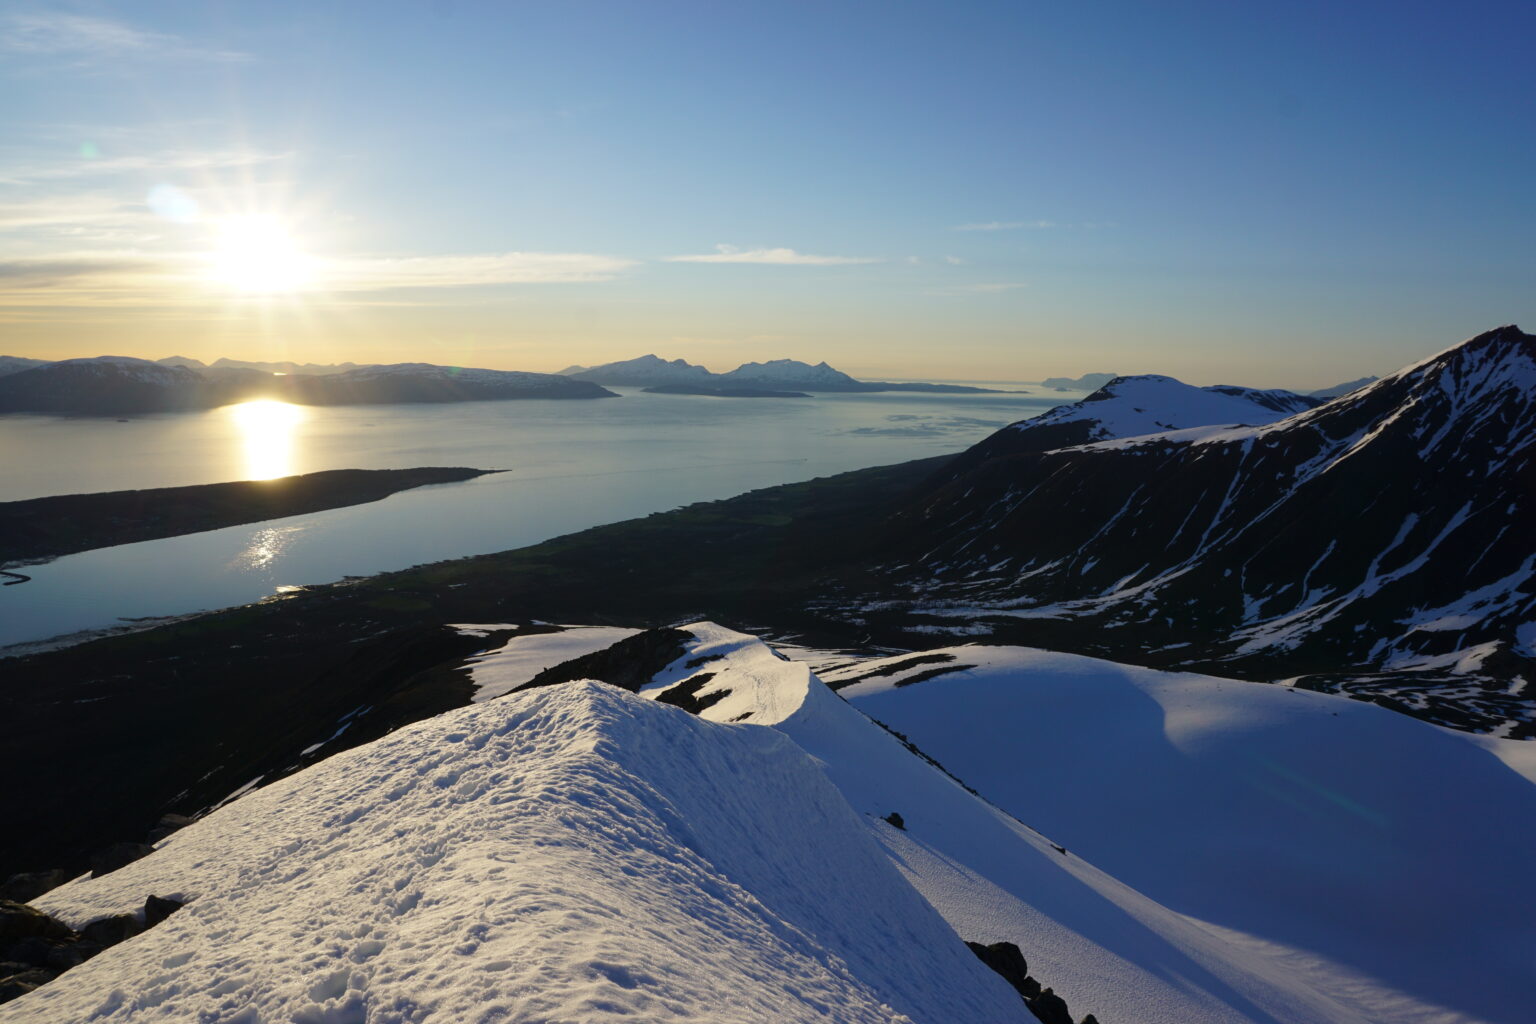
xmin=0 ymin=467 xmax=499 ymax=565
xmin=641 ymin=384 xmax=810 ymax=398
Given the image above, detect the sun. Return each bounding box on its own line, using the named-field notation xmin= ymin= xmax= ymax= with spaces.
xmin=209 ymin=215 xmax=316 ymax=293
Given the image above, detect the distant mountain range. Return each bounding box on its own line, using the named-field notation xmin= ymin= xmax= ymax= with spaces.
xmin=1038 ymin=371 xmax=1118 ymax=390
xmin=153 ymin=357 xmax=372 ymax=376
xmin=561 ymin=354 xmax=1002 ymax=394
xmin=0 ymin=357 xmax=614 ymax=414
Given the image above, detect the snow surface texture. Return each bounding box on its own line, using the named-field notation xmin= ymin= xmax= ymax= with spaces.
xmin=630 ymin=626 xmax=1459 ymax=1024
xmin=18 ymin=681 xmax=1029 ymax=1024
xmin=1014 ymin=373 xmax=1315 ymax=441
xmin=828 ymin=644 xmax=1536 ymax=1024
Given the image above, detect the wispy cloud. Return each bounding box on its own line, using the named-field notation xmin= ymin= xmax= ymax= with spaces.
xmin=0 ymin=250 xmax=639 ymax=306
xmin=326 ymin=252 xmax=638 ymax=291
xmin=942 ymin=254 xmax=966 ymax=265
xmin=953 ymin=220 xmax=1057 ymax=232
xmin=0 ymin=148 xmax=288 ymax=186
xmin=667 ymin=245 xmax=879 ymax=266
xmin=3 ymin=12 xmax=251 ymax=64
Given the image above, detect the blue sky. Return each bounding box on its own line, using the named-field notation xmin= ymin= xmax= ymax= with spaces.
xmin=2 ymin=0 xmax=1532 ymax=386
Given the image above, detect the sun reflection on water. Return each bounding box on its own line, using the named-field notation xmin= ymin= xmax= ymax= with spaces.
xmin=231 ymin=524 xmax=307 ymax=572
xmin=227 ymin=400 xmax=307 ymax=480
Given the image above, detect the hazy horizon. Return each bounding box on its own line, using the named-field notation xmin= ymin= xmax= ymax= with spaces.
xmin=3 ymin=2 xmax=1531 ymax=389
xmin=1 ymin=343 xmax=1406 ymax=391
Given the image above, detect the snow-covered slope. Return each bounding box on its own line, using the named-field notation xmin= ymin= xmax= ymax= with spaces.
xmin=946 ymin=373 xmax=1319 ymax=471
xmin=824 ymin=643 xmax=1536 ymax=1024
xmin=473 ymin=622 xmax=1526 ymax=1023
xmin=16 ymin=681 xmax=1029 ymax=1024
xmin=0 ymin=355 xmax=49 ymax=378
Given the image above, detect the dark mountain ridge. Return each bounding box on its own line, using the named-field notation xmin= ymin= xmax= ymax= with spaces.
xmin=566 ymin=353 xmax=1001 ymax=393
xmin=0 ymin=357 xmax=615 ymax=414
xmin=857 ymin=326 xmax=1535 ymax=730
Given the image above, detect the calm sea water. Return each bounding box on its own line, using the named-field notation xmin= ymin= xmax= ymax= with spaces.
xmin=0 ymin=384 xmax=1075 ymax=649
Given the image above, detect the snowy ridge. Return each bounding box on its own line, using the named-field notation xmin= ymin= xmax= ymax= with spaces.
xmin=16 ymin=681 xmax=1029 ymax=1024
xmin=1012 ymin=373 xmax=1317 ymax=441
xmin=480 ymin=622 xmax=1522 ymax=1023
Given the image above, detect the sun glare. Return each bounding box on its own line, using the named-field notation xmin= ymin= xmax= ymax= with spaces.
xmin=229 ymin=400 xmax=307 ymax=479
xmin=209 ymin=216 xmax=316 ymax=293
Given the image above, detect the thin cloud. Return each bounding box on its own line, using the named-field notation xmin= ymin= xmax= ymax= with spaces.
xmin=0 ymin=148 xmax=289 ymax=186
xmin=3 ymin=13 xmax=251 ymax=64
xmin=0 ymin=250 xmax=639 ymax=305
xmin=667 ymin=245 xmax=879 ymax=266
xmin=953 ymin=220 xmax=1057 ymax=232
xmin=942 ymin=254 xmax=966 ymax=265
xmin=326 ymin=252 xmax=638 ymax=291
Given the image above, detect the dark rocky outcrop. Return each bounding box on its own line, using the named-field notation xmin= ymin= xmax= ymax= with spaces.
xmin=966 ymin=939 xmax=1096 ymax=1024
xmin=143 ymin=895 xmax=183 ymax=928
xmin=145 ymin=814 xmax=195 ymax=845
xmin=1028 ymin=987 xmax=1074 ymax=1024
xmin=89 ymin=842 xmax=154 ymax=878
xmin=651 ymin=672 xmax=729 ymax=714
xmin=0 ymin=895 xmax=188 ymax=1005
xmin=966 ymin=941 xmax=1033 ymax=999
xmin=0 ymin=871 xmax=70 ymax=904
xmin=515 ymin=628 xmax=694 ymax=695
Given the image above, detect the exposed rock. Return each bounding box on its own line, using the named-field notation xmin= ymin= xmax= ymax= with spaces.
xmin=1027 ymin=986 xmax=1074 ymax=1024
xmin=517 ymin=627 xmax=694 ymax=694
xmin=0 ymin=967 xmax=52 ymax=1002
xmin=883 ymin=811 xmax=906 ymax=830
xmin=652 ymin=672 xmax=729 ymax=714
xmin=145 ymin=813 xmax=196 ymax=844
xmin=80 ymin=913 xmax=140 ymax=946
xmin=0 ymin=900 xmax=72 ymax=943
xmin=143 ymin=895 xmax=184 ymax=927
xmin=89 ymin=841 xmax=154 ymax=878
xmin=965 ymin=939 xmax=1031 ymax=997
xmin=0 ymin=870 xmax=71 ymax=904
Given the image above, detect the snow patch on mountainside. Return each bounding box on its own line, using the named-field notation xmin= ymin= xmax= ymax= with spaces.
xmin=826 ymin=643 xmax=1536 ymax=1024
xmin=461 ymin=625 xmax=641 ymax=700
xmin=17 ymin=682 xmax=1029 ymax=1024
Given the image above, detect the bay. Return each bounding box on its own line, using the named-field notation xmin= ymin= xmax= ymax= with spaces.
xmin=0 ymin=383 xmax=1075 ymax=649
